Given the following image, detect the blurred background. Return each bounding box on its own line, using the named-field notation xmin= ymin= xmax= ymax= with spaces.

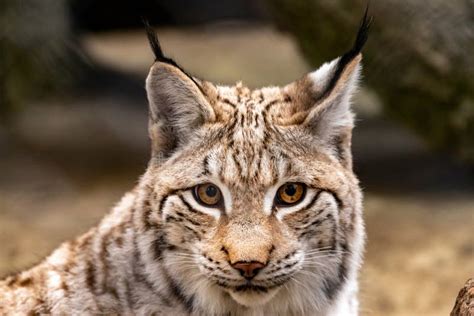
xmin=1 ymin=0 xmax=473 ymax=315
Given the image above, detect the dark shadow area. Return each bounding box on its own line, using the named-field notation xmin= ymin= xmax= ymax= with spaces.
xmin=70 ymin=0 xmax=268 ymax=31
xmin=353 ymin=117 xmax=474 ymax=195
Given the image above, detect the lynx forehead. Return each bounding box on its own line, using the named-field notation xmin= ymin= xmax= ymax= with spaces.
xmin=0 ymin=11 xmax=371 ymax=316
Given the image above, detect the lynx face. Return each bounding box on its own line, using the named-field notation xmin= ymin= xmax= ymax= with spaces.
xmin=136 ymin=19 xmax=368 ymax=313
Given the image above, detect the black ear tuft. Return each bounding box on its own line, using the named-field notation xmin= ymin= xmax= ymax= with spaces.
xmin=336 ymin=4 xmax=373 ymax=74
xmin=319 ymin=5 xmax=373 ymax=101
xmin=346 ymin=4 xmax=373 ymax=61
xmin=143 ymin=18 xmax=204 ymax=91
xmin=143 ymin=18 xmax=180 ymax=67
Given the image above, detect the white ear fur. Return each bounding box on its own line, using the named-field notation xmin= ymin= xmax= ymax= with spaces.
xmin=304 ymin=56 xmax=361 ymax=142
xmin=145 ymin=62 xmax=215 ymax=155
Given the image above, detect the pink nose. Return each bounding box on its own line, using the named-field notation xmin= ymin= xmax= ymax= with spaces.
xmin=231 ymin=261 xmax=266 ymax=279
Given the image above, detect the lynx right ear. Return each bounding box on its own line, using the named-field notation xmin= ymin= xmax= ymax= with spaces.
xmin=144 ymin=22 xmax=217 ymax=158
xmin=278 ymin=8 xmax=371 ymax=169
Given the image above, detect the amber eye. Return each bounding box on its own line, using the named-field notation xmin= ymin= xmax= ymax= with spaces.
xmin=275 ymin=183 xmax=306 ymax=206
xmin=194 ymin=183 xmax=222 ymax=207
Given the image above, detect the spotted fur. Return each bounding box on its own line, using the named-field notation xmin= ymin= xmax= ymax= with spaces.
xmin=0 ymin=13 xmax=370 ymax=316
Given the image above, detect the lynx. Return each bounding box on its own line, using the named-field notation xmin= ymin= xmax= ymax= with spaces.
xmin=0 ymin=12 xmax=371 ymax=316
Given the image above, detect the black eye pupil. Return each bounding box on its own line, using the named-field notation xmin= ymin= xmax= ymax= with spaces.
xmin=206 ymin=185 xmax=217 ymax=197
xmin=285 ymin=184 xmax=297 ymax=196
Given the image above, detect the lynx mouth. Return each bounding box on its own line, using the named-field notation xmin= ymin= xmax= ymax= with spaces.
xmin=216 ymin=279 xmax=285 ymax=293
xmin=214 ymin=274 xmax=292 ymax=294
xmin=234 ymin=284 xmax=269 ymax=292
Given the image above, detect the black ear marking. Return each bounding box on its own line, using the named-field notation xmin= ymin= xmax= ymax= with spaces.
xmin=319 ymin=5 xmax=373 ymax=101
xmin=143 ymin=18 xmax=203 ymax=90
xmin=143 ymin=18 xmax=178 ymax=66
xmin=341 ymin=4 xmax=373 ymax=66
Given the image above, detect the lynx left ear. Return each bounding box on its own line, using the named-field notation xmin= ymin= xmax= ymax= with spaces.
xmin=282 ymin=9 xmax=371 ymax=169
xmin=144 ymin=21 xmax=217 ymax=158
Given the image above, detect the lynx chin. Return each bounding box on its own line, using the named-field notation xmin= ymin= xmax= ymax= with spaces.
xmin=0 ymin=11 xmax=372 ymax=316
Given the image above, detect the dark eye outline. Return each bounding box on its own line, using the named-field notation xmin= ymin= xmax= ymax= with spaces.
xmin=274 ymin=182 xmax=307 ymax=207
xmin=192 ymin=183 xmax=223 ymax=208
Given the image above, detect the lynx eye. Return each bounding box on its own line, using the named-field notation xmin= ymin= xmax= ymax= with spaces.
xmin=194 ymin=183 xmax=222 ymax=207
xmin=275 ymin=183 xmax=306 ymax=206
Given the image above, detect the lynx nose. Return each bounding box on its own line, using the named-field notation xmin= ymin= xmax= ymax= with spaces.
xmin=232 ymin=261 xmax=266 ymax=280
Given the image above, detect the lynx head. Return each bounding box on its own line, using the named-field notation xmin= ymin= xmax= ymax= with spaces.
xmin=138 ymin=14 xmax=370 ymax=314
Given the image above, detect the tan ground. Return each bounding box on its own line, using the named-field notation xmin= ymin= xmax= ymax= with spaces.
xmin=1 ymin=25 xmax=472 ymax=315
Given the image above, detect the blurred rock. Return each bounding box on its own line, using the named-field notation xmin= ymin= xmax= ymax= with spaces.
xmin=0 ymin=0 xmax=84 ymax=118
xmin=267 ymin=0 xmax=474 ymax=162
xmin=12 ymin=96 xmax=149 ymax=173
xmin=451 ymin=278 xmax=474 ymax=316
